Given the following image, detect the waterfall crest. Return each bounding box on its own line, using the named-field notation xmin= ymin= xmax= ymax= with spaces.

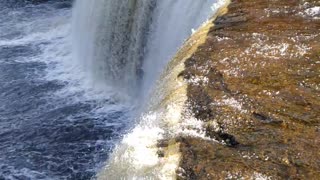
xmin=72 ymin=0 xmax=226 ymax=179
xmin=73 ymin=0 xmax=218 ymax=96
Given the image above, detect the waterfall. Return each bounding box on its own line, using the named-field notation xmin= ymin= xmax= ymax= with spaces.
xmin=141 ymin=0 xmax=220 ymax=96
xmin=72 ymin=0 xmax=217 ymax=96
xmin=72 ymin=0 xmax=156 ymax=93
xmin=72 ymin=0 xmax=225 ymax=179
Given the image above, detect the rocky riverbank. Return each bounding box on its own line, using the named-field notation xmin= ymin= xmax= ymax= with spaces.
xmin=175 ymin=0 xmax=320 ymax=179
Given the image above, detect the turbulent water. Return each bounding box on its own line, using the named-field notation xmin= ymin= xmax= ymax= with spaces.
xmin=74 ymin=0 xmax=221 ymax=179
xmin=0 ymin=1 xmax=132 ymax=179
xmin=0 ymin=0 xmax=221 ymax=179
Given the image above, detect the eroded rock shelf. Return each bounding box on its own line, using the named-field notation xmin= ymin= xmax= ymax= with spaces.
xmin=176 ymin=0 xmax=320 ymax=179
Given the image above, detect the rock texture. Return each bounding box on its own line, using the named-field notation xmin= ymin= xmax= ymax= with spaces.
xmin=176 ymin=0 xmax=320 ymax=179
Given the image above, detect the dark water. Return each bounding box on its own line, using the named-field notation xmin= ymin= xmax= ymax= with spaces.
xmin=0 ymin=1 xmax=131 ymax=179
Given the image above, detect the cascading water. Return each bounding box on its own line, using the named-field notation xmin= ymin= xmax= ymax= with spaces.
xmin=72 ymin=0 xmax=220 ymax=97
xmin=0 ymin=0 xmax=225 ymax=179
xmin=72 ymin=0 xmax=225 ymax=179
xmin=141 ymin=0 xmax=222 ymax=95
xmin=0 ymin=1 xmax=130 ymax=179
xmin=73 ymin=0 xmax=156 ymax=94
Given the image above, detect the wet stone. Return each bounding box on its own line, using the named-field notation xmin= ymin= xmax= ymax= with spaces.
xmin=176 ymin=0 xmax=320 ymax=179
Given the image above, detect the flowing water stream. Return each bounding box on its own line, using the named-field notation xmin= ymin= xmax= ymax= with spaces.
xmin=0 ymin=0 xmax=223 ymax=179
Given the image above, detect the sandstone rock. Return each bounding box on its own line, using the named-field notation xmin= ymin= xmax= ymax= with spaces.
xmin=176 ymin=0 xmax=320 ymax=179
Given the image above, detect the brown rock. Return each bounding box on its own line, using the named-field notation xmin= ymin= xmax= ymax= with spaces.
xmin=176 ymin=0 xmax=320 ymax=179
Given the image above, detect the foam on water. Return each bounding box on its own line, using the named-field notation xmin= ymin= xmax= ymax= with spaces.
xmin=95 ymin=1 xmax=228 ymax=179
xmin=0 ymin=0 xmax=228 ymax=179
xmin=0 ymin=2 xmax=133 ymax=179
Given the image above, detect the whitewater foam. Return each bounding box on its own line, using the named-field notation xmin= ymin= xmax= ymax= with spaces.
xmin=0 ymin=2 xmax=133 ymax=179
xmin=95 ymin=1 xmax=230 ymax=179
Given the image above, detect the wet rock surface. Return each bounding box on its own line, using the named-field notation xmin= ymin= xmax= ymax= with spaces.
xmin=177 ymin=0 xmax=320 ymax=179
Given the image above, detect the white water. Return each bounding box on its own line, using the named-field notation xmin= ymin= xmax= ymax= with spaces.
xmin=72 ymin=0 xmax=226 ymax=179
xmin=73 ymin=0 xmax=155 ymax=94
xmin=142 ymin=0 xmax=219 ymax=95
xmin=73 ymin=0 xmax=219 ymax=96
xmin=0 ymin=2 xmax=134 ymax=179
